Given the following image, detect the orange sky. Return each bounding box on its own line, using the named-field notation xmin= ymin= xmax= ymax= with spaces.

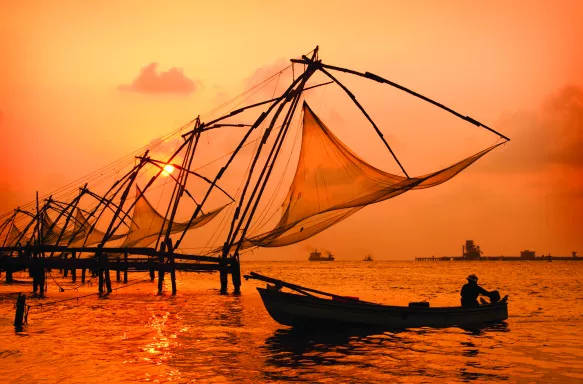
xmin=1 ymin=0 xmax=582 ymax=259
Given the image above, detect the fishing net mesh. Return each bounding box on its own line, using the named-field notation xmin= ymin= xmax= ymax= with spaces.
xmin=247 ymin=102 xmax=501 ymax=248
xmin=121 ymin=187 xmax=227 ymax=249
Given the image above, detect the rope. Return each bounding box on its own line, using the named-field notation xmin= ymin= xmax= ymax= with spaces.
xmin=26 ymin=273 xmax=153 ymax=313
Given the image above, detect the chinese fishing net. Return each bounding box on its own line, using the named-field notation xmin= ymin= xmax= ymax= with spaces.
xmin=247 ymin=102 xmax=502 ymax=248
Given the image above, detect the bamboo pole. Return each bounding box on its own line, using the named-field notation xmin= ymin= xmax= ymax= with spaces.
xmin=116 ymin=256 xmax=121 ymax=282
xmin=71 ymin=252 xmax=76 ymax=282
xmin=123 ymin=252 xmax=128 ymax=283
xmin=229 ymin=50 xmax=319 ymax=264
xmin=103 ymin=253 xmax=112 ymax=293
xmin=174 ymin=66 xmax=313 ymax=251
xmin=316 ymin=66 xmax=409 ymax=178
xmin=14 ymin=293 xmax=26 ymax=328
xmin=157 ymin=252 xmax=164 ymax=294
xmin=291 ymin=59 xmax=511 ymax=142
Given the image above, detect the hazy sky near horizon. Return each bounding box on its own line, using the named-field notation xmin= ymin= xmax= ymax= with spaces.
xmin=1 ymin=0 xmax=582 ymax=259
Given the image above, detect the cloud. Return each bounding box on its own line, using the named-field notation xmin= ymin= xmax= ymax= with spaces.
xmin=481 ymin=85 xmax=583 ymax=173
xmin=118 ymin=63 xmax=200 ymax=95
xmin=244 ymin=58 xmax=292 ymax=96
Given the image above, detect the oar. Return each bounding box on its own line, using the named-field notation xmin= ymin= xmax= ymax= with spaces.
xmin=245 ymin=271 xmax=376 ymax=304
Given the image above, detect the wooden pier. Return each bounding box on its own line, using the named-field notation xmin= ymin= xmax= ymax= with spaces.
xmin=0 ymin=245 xmax=239 ymax=295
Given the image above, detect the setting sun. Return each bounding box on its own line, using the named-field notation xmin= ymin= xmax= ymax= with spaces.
xmin=162 ymin=164 xmax=174 ymax=176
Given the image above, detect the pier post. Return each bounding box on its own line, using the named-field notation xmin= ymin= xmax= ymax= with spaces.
xmin=157 ymin=253 xmax=165 ymax=294
xmin=81 ymin=268 xmax=86 ymax=284
xmin=63 ymin=253 xmax=69 ymax=277
xmin=38 ymin=262 xmax=45 ymax=297
xmin=123 ymin=252 xmax=128 ymax=283
xmin=6 ymin=267 xmax=13 ymax=284
xmin=14 ymin=293 xmax=26 ymax=328
xmin=149 ymin=258 xmax=155 ymax=281
xmin=71 ymin=252 xmax=77 ymax=283
xmin=231 ymin=258 xmax=241 ymax=294
xmin=170 ymin=254 xmax=177 ymax=295
xmin=219 ymin=258 xmax=228 ymax=295
xmin=104 ymin=254 xmax=112 ymax=294
xmin=116 ymin=256 xmax=121 ymax=282
xmin=98 ymin=252 xmax=104 ymax=294
xmin=32 ymin=260 xmax=38 ymax=294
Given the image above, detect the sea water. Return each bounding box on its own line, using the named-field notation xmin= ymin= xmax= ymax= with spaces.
xmin=1 ymin=261 xmax=582 ymax=383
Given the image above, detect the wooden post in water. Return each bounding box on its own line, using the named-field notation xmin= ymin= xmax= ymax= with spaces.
xmin=219 ymin=255 xmax=228 ymax=294
xmin=98 ymin=251 xmax=104 ymax=294
xmin=231 ymin=258 xmax=241 ymax=294
xmin=5 ymin=266 xmax=13 ymax=284
xmin=71 ymin=252 xmax=77 ymax=283
xmin=157 ymin=253 xmax=165 ymax=294
xmin=38 ymin=260 xmax=45 ymax=297
xmin=63 ymin=253 xmax=69 ymax=277
xmin=165 ymin=238 xmax=176 ymax=295
xmin=104 ymin=254 xmax=112 ymax=293
xmin=170 ymin=255 xmax=176 ymax=295
xmin=116 ymin=256 xmax=121 ymax=282
xmin=149 ymin=258 xmax=155 ymax=281
xmin=81 ymin=268 xmax=86 ymax=284
xmin=123 ymin=252 xmax=128 ymax=283
xmin=14 ymin=293 xmax=26 ymax=327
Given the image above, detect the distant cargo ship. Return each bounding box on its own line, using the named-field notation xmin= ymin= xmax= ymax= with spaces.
xmin=309 ymin=249 xmax=335 ymax=261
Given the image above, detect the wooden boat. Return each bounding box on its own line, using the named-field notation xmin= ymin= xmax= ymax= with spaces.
xmin=246 ymin=272 xmax=508 ymax=328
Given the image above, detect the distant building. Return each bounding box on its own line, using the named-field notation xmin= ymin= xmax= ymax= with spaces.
xmin=520 ymin=250 xmax=536 ymax=259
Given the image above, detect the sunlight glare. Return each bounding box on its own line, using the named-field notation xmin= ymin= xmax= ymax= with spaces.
xmin=162 ymin=164 xmax=175 ymax=176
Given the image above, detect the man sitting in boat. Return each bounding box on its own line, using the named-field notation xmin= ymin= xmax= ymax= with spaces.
xmin=460 ymin=274 xmax=490 ymax=307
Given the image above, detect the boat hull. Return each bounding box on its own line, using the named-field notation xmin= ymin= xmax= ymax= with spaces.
xmin=257 ymin=288 xmax=508 ymax=329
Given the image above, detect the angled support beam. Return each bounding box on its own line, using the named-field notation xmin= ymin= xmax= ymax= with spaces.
xmin=316 ymin=65 xmax=410 ymax=178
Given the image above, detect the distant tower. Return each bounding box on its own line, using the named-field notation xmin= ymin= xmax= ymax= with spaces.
xmin=463 ymin=240 xmax=482 ymax=260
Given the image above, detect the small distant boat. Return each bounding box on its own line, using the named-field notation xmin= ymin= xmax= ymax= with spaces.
xmin=308 ymin=249 xmax=335 ymax=261
xmin=363 ymin=255 xmax=373 ymax=262
xmin=245 ymin=272 xmax=509 ymax=329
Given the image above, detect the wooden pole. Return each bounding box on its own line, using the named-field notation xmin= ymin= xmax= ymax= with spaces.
xmin=81 ymin=268 xmax=86 ymax=284
xmin=316 ymin=67 xmax=409 ymax=178
xmin=14 ymin=293 xmax=26 ymax=328
xmin=231 ymin=259 xmax=241 ymax=295
xmin=167 ymin=239 xmax=177 ymax=295
xmin=104 ymin=254 xmax=112 ymax=293
xmin=157 ymin=253 xmax=164 ymax=294
xmin=219 ymin=263 xmax=228 ymax=295
xmin=170 ymin=254 xmax=176 ymax=295
xmin=290 ymin=59 xmax=511 ymax=142
xmin=98 ymin=250 xmax=104 ymax=294
xmin=71 ymin=252 xmax=76 ymax=283
xmin=116 ymin=256 xmax=121 ymax=282
xmin=174 ymin=67 xmax=313 ymax=251
xmin=38 ymin=262 xmax=45 ymax=297
xmin=149 ymin=258 xmax=155 ymax=281
xmin=123 ymin=252 xmax=128 ymax=283
xmin=5 ymin=267 xmax=12 ymax=284
xmin=63 ymin=253 xmax=69 ymax=277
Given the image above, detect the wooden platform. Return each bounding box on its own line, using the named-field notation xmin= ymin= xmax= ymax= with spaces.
xmin=0 ymin=245 xmax=238 ymax=295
